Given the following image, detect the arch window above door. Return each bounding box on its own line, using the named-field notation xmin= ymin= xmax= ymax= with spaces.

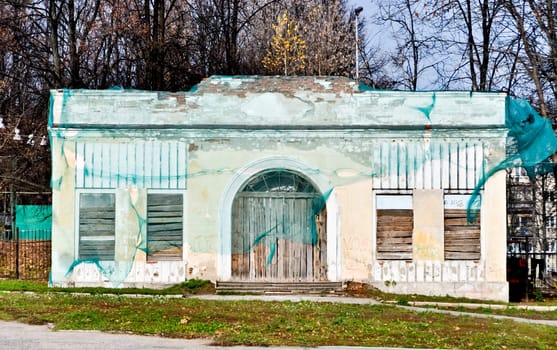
xmin=240 ymin=170 xmax=318 ymax=194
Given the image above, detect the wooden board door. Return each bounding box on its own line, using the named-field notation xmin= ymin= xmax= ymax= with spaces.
xmin=231 ymin=192 xmax=327 ymax=281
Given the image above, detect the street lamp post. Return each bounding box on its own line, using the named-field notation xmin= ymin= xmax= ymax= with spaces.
xmin=354 ymin=6 xmax=363 ymax=81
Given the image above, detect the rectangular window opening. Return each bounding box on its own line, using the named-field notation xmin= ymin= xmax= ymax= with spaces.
xmin=78 ymin=192 xmax=115 ymax=260
xmin=376 ymin=194 xmax=413 ymax=260
xmin=444 ymin=194 xmax=480 ymax=260
xmin=147 ymin=193 xmax=184 ymax=261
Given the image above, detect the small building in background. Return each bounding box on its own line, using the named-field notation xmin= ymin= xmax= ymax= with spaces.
xmin=48 ymin=76 xmax=509 ymax=301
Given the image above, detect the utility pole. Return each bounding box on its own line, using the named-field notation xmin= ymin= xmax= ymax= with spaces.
xmin=354 ymin=6 xmax=363 ymax=81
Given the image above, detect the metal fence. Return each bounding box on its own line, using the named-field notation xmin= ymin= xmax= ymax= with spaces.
xmin=0 ymin=229 xmax=51 ymax=280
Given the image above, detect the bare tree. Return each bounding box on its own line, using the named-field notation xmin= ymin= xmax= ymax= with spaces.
xmin=504 ymin=0 xmax=557 ymax=118
xmin=0 ymin=0 xmax=380 ymax=194
xmin=370 ymin=0 xmax=441 ymax=90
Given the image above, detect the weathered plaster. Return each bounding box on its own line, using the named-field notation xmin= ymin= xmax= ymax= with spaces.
xmin=482 ymin=170 xmax=507 ymax=282
xmin=337 ymin=179 xmax=373 ymax=280
xmin=413 ymin=190 xmax=444 ymax=261
xmin=50 ymin=138 xmax=76 ymax=286
xmin=48 ymin=76 xmax=510 ymax=300
xmin=115 ymin=188 xmax=146 ymax=262
xmin=370 ymin=171 xmax=509 ymax=302
xmin=50 ymin=77 xmax=506 ymax=128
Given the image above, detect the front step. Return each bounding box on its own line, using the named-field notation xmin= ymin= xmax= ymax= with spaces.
xmin=215 ymin=281 xmax=345 ymax=295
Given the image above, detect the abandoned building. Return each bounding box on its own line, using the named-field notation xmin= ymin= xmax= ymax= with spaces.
xmin=48 ymin=76 xmax=515 ymax=301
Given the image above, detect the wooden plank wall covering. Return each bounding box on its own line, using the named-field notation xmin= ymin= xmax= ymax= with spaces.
xmin=75 ymin=141 xmax=188 ymax=189
xmin=376 ymin=209 xmax=413 ymax=260
xmin=372 ymin=141 xmax=484 ymax=191
xmin=79 ymin=193 xmax=115 ymax=260
xmin=231 ymin=194 xmax=327 ymax=281
xmin=147 ymin=194 xmax=183 ymax=261
xmin=444 ymin=209 xmax=480 ymax=260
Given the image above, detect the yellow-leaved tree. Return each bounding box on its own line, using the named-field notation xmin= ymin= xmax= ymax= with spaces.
xmin=262 ymin=11 xmax=306 ymax=76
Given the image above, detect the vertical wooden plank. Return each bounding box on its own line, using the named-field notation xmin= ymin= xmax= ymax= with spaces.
xmin=248 ymin=196 xmax=255 ymax=280
xmin=266 ymin=200 xmax=270 ymax=280
xmin=169 ymin=141 xmax=178 ymax=189
xmin=455 ymin=142 xmax=462 ymax=189
xmin=441 ymin=141 xmax=450 ymax=189
xmin=136 ymin=141 xmax=146 ymax=188
xmin=177 ymin=142 xmax=187 ymax=189
xmin=128 ymin=142 xmax=139 ymax=188
xmin=83 ymin=143 xmax=94 ymax=188
xmin=143 ymin=141 xmax=152 ymax=188
xmin=406 ymin=140 xmax=415 ymax=189
xmin=423 ymin=141 xmax=432 ymax=190
xmin=403 ymin=142 xmax=410 ymax=190
xmin=371 ymin=142 xmax=380 ymax=189
xmin=449 ymin=142 xmax=457 ymax=189
xmin=305 ymin=198 xmax=313 ymax=281
xmin=231 ymin=197 xmax=239 ymax=277
xmin=159 ymin=142 xmax=170 ymax=189
xmin=477 ymin=142 xmax=485 ymax=186
xmin=290 ymin=197 xmax=298 ymax=281
xmin=101 ymin=143 xmax=111 ymax=188
xmin=415 ymin=141 xmax=424 ymax=189
xmin=273 ymin=197 xmax=281 ymax=281
xmin=151 ymin=142 xmax=161 ymax=189
xmin=458 ymin=143 xmax=468 ymax=189
xmin=93 ymin=143 xmax=103 ymax=188
xmin=277 ymin=196 xmax=284 ymax=280
xmin=473 ymin=142 xmax=483 ymax=188
xmin=116 ymin=142 xmax=126 ymax=188
xmin=239 ymin=196 xmax=247 ymax=279
xmin=263 ymin=196 xmax=272 ymax=280
xmin=294 ymin=198 xmax=302 ymax=281
xmin=387 ymin=142 xmax=394 ymax=189
xmin=257 ymin=196 xmax=265 ymax=280
xmin=396 ymin=142 xmax=406 ymax=188
xmin=320 ymin=207 xmax=328 ymax=281
xmin=432 ymin=142 xmax=442 ymax=189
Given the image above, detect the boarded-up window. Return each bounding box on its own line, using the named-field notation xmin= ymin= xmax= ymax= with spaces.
xmin=147 ymin=193 xmax=183 ymax=261
xmin=79 ymin=193 xmax=115 ymax=260
xmin=376 ymin=195 xmax=413 ymax=260
xmin=444 ymin=209 xmax=480 ymax=260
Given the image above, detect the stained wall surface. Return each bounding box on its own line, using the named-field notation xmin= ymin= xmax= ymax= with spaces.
xmin=49 ymin=76 xmax=510 ymax=301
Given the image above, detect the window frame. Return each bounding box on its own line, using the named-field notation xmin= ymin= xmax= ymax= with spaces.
xmin=146 ymin=190 xmax=186 ymax=262
xmin=374 ymin=193 xmax=414 ymax=261
xmin=443 ymin=193 xmax=481 ymax=261
xmin=75 ymin=189 xmax=116 ymax=261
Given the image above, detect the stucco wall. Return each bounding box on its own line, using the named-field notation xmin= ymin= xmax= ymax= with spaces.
xmin=48 ymin=76 xmax=510 ymax=301
xmin=369 ymin=172 xmax=508 ymax=302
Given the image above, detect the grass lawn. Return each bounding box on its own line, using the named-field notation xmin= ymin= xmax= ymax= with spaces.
xmin=0 ymin=280 xmax=556 ymax=349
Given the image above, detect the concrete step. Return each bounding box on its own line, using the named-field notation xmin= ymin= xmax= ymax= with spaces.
xmin=215 ymin=281 xmax=345 ymax=295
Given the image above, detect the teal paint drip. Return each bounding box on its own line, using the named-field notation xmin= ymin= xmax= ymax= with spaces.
xmin=415 ymin=93 xmax=436 ymax=121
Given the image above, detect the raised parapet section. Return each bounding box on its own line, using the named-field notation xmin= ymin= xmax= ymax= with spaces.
xmin=49 ymin=76 xmax=507 ymax=129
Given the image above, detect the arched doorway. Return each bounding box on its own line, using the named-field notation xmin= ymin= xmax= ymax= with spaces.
xmin=231 ymin=169 xmax=328 ymax=281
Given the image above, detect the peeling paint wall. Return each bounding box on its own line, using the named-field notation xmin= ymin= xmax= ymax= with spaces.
xmin=48 ymin=76 xmax=511 ymax=301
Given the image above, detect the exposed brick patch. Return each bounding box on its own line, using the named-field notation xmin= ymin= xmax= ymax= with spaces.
xmin=192 ymin=76 xmax=358 ymax=96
